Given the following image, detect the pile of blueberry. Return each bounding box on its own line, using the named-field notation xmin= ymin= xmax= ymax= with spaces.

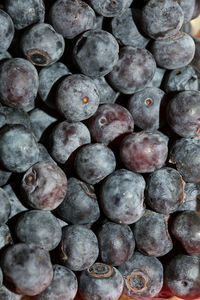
xmin=0 ymin=0 xmax=200 ymax=299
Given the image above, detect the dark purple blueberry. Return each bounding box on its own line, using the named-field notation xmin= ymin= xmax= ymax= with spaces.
xmin=0 ymin=188 xmax=11 ymax=224
xmin=0 ymin=124 xmax=39 ymax=173
xmin=73 ymin=29 xmax=119 ymax=78
xmin=120 ymin=131 xmax=168 ymax=173
xmin=56 ymin=177 xmax=100 ymax=225
xmin=21 ymin=161 xmax=67 ymax=210
xmin=56 ymin=74 xmax=100 ymax=122
xmin=171 ymin=210 xmax=200 ymax=256
xmin=0 ymin=224 xmax=12 ymax=250
xmin=60 ymin=225 xmax=99 ymax=271
xmin=177 ymin=183 xmax=200 ymax=212
xmin=146 ymin=67 xmax=166 ymax=88
xmin=0 ymin=106 xmax=31 ymax=130
xmin=118 ymin=252 xmax=163 ymax=299
xmin=170 ymin=137 xmax=200 ymax=183
xmin=15 ymin=210 xmax=62 ymax=251
xmin=88 ymin=0 xmax=132 ymax=17
xmin=100 ymin=169 xmax=145 ymax=224
xmin=107 ymin=46 xmax=156 ymax=94
xmin=133 ymin=210 xmax=173 ymax=257
xmin=128 ymin=87 xmax=167 ymax=131
xmin=163 ymin=65 xmax=198 ymax=93
xmin=145 ymin=167 xmax=185 ymax=215
xmin=97 ymin=221 xmax=135 ymax=266
xmin=111 ymin=8 xmax=149 ymax=48
xmin=167 ymin=90 xmax=200 ymax=138
xmin=49 ymin=0 xmax=96 ymax=39
xmin=78 ymin=263 xmax=124 ymax=300
xmin=1 ymin=243 xmax=53 ymax=296
xmin=0 ymin=169 xmax=11 ymax=187
xmin=141 ymin=0 xmax=184 ymax=40
xmin=92 ymin=77 xmax=119 ymax=104
xmin=151 ymin=32 xmax=195 ymax=69
xmin=5 ymin=0 xmax=45 ymax=30
xmin=177 ymin=0 xmax=196 ymax=23
xmin=0 ymin=9 xmax=14 ymax=53
xmin=0 ymin=58 xmax=39 ymax=109
xmin=21 ymin=23 xmax=65 ymax=67
xmin=165 ymin=255 xmax=200 ymax=299
xmin=74 ymin=143 xmax=116 ymax=185
xmin=37 ymin=264 xmax=78 ymax=300
xmin=88 ymin=103 xmax=134 ymax=145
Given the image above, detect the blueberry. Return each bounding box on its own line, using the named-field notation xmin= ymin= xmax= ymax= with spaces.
xmin=92 ymin=77 xmax=119 ymax=104
xmin=60 ymin=225 xmax=99 ymax=271
xmin=73 ymin=29 xmax=119 ymax=78
xmin=118 ymin=252 xmax=163 ymax=299
xmin=100 ymin=169 xmax=145 ymax=224
xmin=167 ymin=90 xmax=200 ymax=138
xmin=37 ymin=143 xmax=57 ymax=165
xmin=1 ymin=243 xmax=53 ymax=296
xmin=37 ymin=264 xmax=78 ymax=300
xmin=56 ymin=74 xmax=100 ymax=122
xmin=120 ymin=131 xmax=168 ymax=173
xmin=88 ymin=0 xmax=132 ymax=17
xmin=0 ymin=285 xmax=22 ymax=300
xmin=0 ymin=188 xmax=11 ymax=224
xmin=88 ymin=103 xmax=134 ymax=146
xmin=0 ymin=169 xmax=12 ymax=187
xmin=0 ymin=224 xmax=12 ymax=250
xmin=0 ymin=58 xmax=39 ymax=109
xmin=21 ymin=23 xmax=65 ymax=67
xmin=21 ymin=161 xmax=67 ymax=210
xmin=0 ymin=124 xmax=39 ymax=173
xmin=78 ymin=263 xmax=124 ymax=300
xmin=128 ymin=87 xmax=167 ymax=130
xmin=145 ymin=167 xmax=185 ymax=215
xmin=15 ymin=210 xmax=62 ymax=251
xmin=0 ymin=9 xmax=14 ymax=53
xmin=177 ymin=0 xmax=196 ymax=23
xmin=74 ymin=143 xmax=116 ymax=185
xmin=146 ymin=67 xmax=166 ymax=88
xmin=0 ymin=51 xmax=12 ymax=62
xmin=0 ymin=106 xmax=31 ymax=130
xmin=5 ymin=0 xmax=45 ymax=30
xmin=107 ymin=46 xmax=156 ymax=94
xmin=177 ymin=183 xmax=200 ymax=212
xmin=56 ymin=177 xmax=100 ymax=225
xmin=3 ymin=185 xmax=27 ymax=219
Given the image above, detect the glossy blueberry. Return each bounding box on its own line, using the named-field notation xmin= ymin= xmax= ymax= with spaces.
xmin=141 ymin=0 xmax=184 ymax=40
xmin=163 ymin=65 xmax=198 ymax=93
xmin=88 ymin=0 xmax=132 ymax=17
xmin=73 ymin=29 xmax=119 ymax=78
xmin=151 ymin=32 xmax=195 ymax=70
xmin=118 ymin=252 xmax=163 ymax=299
xmin=15 ymin=210 xmax=62 ymax=251
xmin=5 ymin=0 xmax=45 ymax=30
xmin=0 ymin=58 xmax=39 ymax=109
xmin=145 ymin=167 xmax=185 ymax=215
xmin=92 ymin=77 xmax=119 ymax=104
xmin=128 ymin=87 xmax=167 ymax=130
xmin=78 ymin=263 xmax=124 ymax=300
xmin=0 ymin=106 xmax=31 ymax=130
xmin=60 ymin=225 xmax=99 ymax=271
xmin=0 ymin=188 xmax=11 ymax=224
xmin=88 ymin=103 xmax=134 ymax=145
xmin=177 ymin=0 xmax=196 ymax=23
xmin=56 ymin=177 xmax=100 ymax=225
xmin=107 ymin=46 xmax=156 ymax=94
xmin=170 ymin=137 xmax=200 ymax=183
xmin=0 ymin=224 xmax=12 ymax=250
xmin=165 ymin=255 xmax=200 ymax=299
xmin=21 ymin=161 xmax=67 ymax=210
xmin=21 ymin=23 xmax=65 ymax=67
xmin=0 ymin=9 xmax=14 ymax=53
xmin=167 ymin=90 xmax=200 ymax=138
xmin=37 ymin=264 xmax=78 ymax=300
xmin=97 ymin=221 xmax=135 ymax=266
xmin=120 ymin=131 xmax=168 ymax=173
xmin=56 ymin=74 xmax=100 ymax=122
xmin=177 ymin=183 xmax=200 ymax=212
xmin=100 ymin=169 xmax=145 ymax=224
xmin=74 ymin=143 xmax=116 ymax=185
xmin=1 ymin=243 xmax=53 ymax=296
xmin=0 ymin=124 xmax=39 ymax=173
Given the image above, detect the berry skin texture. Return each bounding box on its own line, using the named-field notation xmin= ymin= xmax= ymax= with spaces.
xmin=88 ymin=0 xmax=132 ymax=17
xmin=0 ymin=9 xmax=14 ymax=53
xmin=1 ymin=243 xmax=53 ymax=296
xmin=167 ymin=90 xmax=200 ymax=138
xmin=100 ymin=169 xmax=145 ymax=224
xmin=73 ymin=29 xmax=119 ymax=78
xmin=60 ymin=225 xmax=99 ymax=271
xmin=21 ymin=161 xmax=67 ymax=210
xmin=78 ymin=263 xmax=124 ymax=300
xmin=21 ymin=23 xmax=65 ymax=67
xmin=120 ymin=131 xmax=168 ymax=173
xmin=0 ymin=188 xmax=11 ymax=224
xmin=56 ymin=74 xmax=100 ymax=122
xmin=107 ymin=46 xmax=156 ymax=94
xmin=0 ymin=125 xmax=39 ymax=173
xmin=0 ymin=58 xmax=39 ymax=109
